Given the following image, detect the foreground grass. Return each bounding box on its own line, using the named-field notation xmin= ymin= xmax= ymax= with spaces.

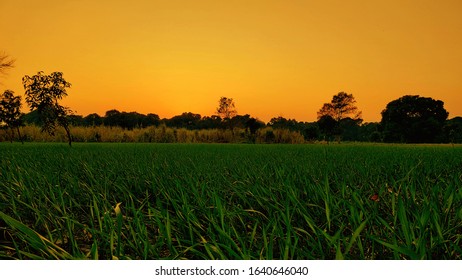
xmin=1 ymin=143 xmax=462 ymax=259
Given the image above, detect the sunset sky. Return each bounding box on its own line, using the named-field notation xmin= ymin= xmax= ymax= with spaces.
xmin=1 ymin=0 xmax=462 ymax=122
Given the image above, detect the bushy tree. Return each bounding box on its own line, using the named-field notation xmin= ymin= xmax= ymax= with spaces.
xmin=167 ymin=112 xmax=202 ymax=129
xmin=23 ymin=71 xmax=73 ymax=146
xmin=268 ymin=116 xmax=300 ymax=131
xmin=443 ymin=117 xmax=462 ymax=144
xmin=103 ymin=110 xmax=160 ymax=129
xmin=198 ymin=115 xmax=222 ymax=129
xmin=84 ymin=113 xmax=103 ymax=126
xmin=229 ymin=114 xmax=265 ymax=142
xmin=381 ymin=95 xmax=448 ymax=143
xmin=216 ymin=97 xmax=237 ymax=119
xmin=0 ymin=90 xmax=23 ymax=143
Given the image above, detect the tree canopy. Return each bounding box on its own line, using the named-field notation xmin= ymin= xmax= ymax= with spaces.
xmin=381 ymin=95 xmax=449 ymax=143
xmin=317 ymin=92 xmax=362 ymax=142
xmin=317 ymin=92 xmax=362 ymax=122
xmin=216 ymin=97 xmax=237 ymax=119
xmin=0 ymin=90 xmax=23 ymax=143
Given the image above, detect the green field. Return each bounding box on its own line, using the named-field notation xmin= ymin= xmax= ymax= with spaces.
xmin=1 ymin=143 xmax=462 ymax=259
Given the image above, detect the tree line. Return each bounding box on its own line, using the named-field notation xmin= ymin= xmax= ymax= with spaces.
xmin=5 ymin=92 xmax=462 ymax=144
xmin=1 ymin=55 xmax=461 ymax=144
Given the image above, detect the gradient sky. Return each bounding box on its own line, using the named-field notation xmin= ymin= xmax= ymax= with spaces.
xmin=1 ymin=0 xmax=462 ymax=122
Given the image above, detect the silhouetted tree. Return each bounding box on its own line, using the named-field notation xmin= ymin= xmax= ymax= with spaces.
xmin=84 ymin=113 xmax=103 ymax=126
xmin=268 ymin=117 xmax=318 ymax=141
xmin=443 ymin=117 xmax=462 ymax=144
xmin=121 ymin=112 xmax=148 ymax=129
xmin=317 ymin=92 xmax=362 ymax=142
xmin=245 ymin=116 xmax=265 ymax=135
xmin=167 ymin=112 xmax=202 ymax=129
xmin=23 ymin=71 xmax=73 ymax=146
xmin=229 ymin=114 xmax=250 ymax=129
xmin=145 ymin=113 xmax=160 ymax=127
xmin=381 ymin=95 xmax=448 ymax=143
xmin=104 ymin=109 xmax=121 ymax=127
xmin=68 ymin=114 xmax=84 ymax=126
xmin=228 ymin=114 xmax=265 ymax=142
xmin=216 ymin=97 xmax=237 ymax=119
xmin=268 ymin=116 xmax=300 ymax=131
xmin=318 ymin=92 xmax=362 ymax=122
xmin=198 ymin=115 xmax=222 ymax=129
xmin=103 ymin=110 xmax=155 ymax=129
xmin=0 ymin=90 xmax=23 ymax=143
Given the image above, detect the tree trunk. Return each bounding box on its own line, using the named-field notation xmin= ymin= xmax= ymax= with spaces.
xmin=16 ymin=126 xmax=23 ymax=144
xmin=9 ymin=128 xmax=14 ymax=143
xmin=64 ymin=125 xmax=72 ymax=146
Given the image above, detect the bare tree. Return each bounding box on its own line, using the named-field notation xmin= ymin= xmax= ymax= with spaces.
xmin=0 ymin=52 xmax=15 ymax=75
xmin=216 ymin=97 xmax=237 ymax=119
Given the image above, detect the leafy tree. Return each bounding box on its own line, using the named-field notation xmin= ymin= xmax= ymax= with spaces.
xmin=83 ymin=113 xmax=103 ymax=126
xmin=103 ymin=110 xmax=160 ymax=129
xmin=68 ymin=114 xmax=85 ymax=126
xmin=268 ymin=116 xmax=300 ymax=131
xmin=0 ymin=90 xmax=23 ymax=143
xmin=229 ymin=114 xmax=265 ymax=142
xmin=104 ymin=109 xmax=122 ymax=127
xmin=317 ymin=92 xmax=362 ymax=142
xmin=443 ymin=117 xmax=462 ymax=144
xmin=381 ymin=95 xmax=448 ymax=143
xmin=23 ymin=71 xmax=73 ymax=146
xmin=120 ymin=111 xmax=150 ymax=129
xmin=145 ymin=113 xmax=160 ymax=127
xmin=317 ymin=92 xmax=362 ymax=122
xmin=244 ymin=116 xmax=265 ymax=135
xmin=216 ymin=97 xmax=237 ymax=119
xmin=167 ymin=112 xmax=202 ymax=129
xmin=198 ymin=115 xmax=222 ymax=129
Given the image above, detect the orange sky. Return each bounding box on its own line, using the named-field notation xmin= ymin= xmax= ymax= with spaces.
xmin=1 ymin=0 xmax=462 ymax=122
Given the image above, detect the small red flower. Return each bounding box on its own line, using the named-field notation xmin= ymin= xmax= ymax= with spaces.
xmin=370 ymin=194 xmax=379 ymax=202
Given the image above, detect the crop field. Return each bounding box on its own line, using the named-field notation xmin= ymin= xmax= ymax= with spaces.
xmin=1 ymin=143 xmax=462 ymax=260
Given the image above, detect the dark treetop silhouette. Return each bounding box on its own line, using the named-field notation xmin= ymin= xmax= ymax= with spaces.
xmin=216 ymin=97 xmax=237 ymax=120
xmin=317 ymin=92 xmax=362 ymax=142
xmin=381 ymin=95 xmax=449 ymax=143
xmin=0 ymin=90 xmax=23 ymax=143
